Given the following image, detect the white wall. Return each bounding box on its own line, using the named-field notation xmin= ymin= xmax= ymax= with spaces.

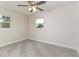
xmin=28 ymin=4 xmax=78 ymax=50
xmin=0 ymin=8 xmax=28 ymax=47
xmin=76 ymin=3 xmax=79 ymax=51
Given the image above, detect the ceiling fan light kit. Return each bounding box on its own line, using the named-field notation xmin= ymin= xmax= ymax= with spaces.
xmin=17 ymin=1 xmax=46 ymax=12
xmin=32 ymin=6 xmax=36 ymax=12
xmin=29 ymin=6 xmax=36 ymax=12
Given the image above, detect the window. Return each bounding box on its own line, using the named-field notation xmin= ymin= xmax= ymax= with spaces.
xmin=0 ymin=15 xmax=10 ymax=28
xmin=36 ymin=18 xmax=44 ymax=28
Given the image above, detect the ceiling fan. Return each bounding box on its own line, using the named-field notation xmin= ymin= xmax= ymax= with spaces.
xmin=17 ymin=1 xmax=46 ymax=12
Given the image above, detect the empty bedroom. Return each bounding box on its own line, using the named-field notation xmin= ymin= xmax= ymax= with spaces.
xmin=0 ymin=0 xmax=78 ymax=57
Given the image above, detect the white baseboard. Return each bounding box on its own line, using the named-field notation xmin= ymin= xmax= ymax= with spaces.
xmin=0 ymin=38 xmax=28 ymax=48
xmin=0 ymin=38 xmax=79 ymax=55
xmin=29 ymin=38 xmax=78 ymax=52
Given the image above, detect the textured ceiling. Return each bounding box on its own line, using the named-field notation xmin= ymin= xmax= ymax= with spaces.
xmin=0 ymin=1 xmax=77 ymax=15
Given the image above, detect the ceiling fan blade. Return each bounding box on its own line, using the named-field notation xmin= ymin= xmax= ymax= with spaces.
xmin=17 ymin=5 xmax=29 ymax=7
xmin=36 ymin=1 xmax=46 ymax=6
xmin=36 ymin=7 xmax=43 ymax=11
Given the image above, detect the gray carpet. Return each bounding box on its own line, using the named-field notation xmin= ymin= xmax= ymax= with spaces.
xmin=0 ymin=39 xmax=78 ymax=57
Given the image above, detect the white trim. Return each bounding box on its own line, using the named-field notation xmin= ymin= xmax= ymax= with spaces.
xmin=0 ymin=38 xmax=28 ymax=48
xmin=30 ymin=38 xmax=79 ymax=55
xmin=0 ymin=38 xmax=79 ymax=55
xmin=29 ymin=38 xmax=78 ymax=52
